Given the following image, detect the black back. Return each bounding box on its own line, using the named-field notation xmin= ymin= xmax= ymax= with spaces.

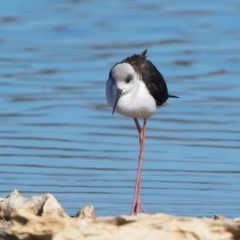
xmin=121 ymin=49 xmax=173 ymax=106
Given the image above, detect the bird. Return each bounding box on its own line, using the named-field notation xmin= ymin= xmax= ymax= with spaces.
xmin=106 ymin=49 xmax=179 ymax=215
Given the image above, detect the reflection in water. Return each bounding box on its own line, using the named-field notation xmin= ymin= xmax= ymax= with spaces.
xmin=0 ymin=0 xmax=240 ymax=218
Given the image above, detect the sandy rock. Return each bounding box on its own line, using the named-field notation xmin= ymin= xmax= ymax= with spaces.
xmin=75 ymin=205 xmax=95 ymax=219
xmin=5 ymin=209 xmax=81 ymax=240
xmin=234 ymin=218 xmax=240 ymax=223
xmin=5 ymin=209 xmax=240 ymax=240
xmin=0 ymin=189 xmax=66 ymax=220
xmin=0 ymin=189 xmax=95 ymax=237
xmin=2 ymin=190 xmax=240 ymax=240
xmin=0 ymin=220 xmax=11 ymax=240
xmin=212 ymin=214 xmax=234 ymax=222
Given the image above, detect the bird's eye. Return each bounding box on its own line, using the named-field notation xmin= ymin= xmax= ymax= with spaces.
xmin=125 ymin=74 xmax=133 ymax=83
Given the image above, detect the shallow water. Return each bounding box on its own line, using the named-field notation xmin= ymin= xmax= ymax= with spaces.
xmin=0 ymin=0 xmax=240 ymax=217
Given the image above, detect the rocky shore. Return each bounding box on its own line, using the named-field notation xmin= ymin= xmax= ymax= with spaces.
xmin=1 ymin=190 xmax=240 ymax=240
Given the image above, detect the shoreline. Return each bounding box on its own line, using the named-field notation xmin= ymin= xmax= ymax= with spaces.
xmin=1 ymin=190 xmax=240 ymax=240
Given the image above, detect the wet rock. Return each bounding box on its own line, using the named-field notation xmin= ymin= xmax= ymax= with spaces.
xmin=5 ymin=209 xmax=240 ymax=240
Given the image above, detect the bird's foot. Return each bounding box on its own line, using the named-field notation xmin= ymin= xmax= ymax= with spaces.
xmin=130 ymin=201 xmax=147 ymax=215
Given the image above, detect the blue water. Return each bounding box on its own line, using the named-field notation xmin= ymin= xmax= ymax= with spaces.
xmin=0 ymin=0 xmax=240 ymax=218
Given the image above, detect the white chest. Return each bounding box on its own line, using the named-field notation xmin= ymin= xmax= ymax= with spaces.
xmin=106 ymin=79 xmax=157 ymax=119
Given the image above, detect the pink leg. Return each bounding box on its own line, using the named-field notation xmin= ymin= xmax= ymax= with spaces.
xmin=131 ymin=118 xmax=147 ymax=215
xmin=137 ymin=119 xmax=147 ymax=213
xmin=131 ymin=118 xmax=141 ymax=214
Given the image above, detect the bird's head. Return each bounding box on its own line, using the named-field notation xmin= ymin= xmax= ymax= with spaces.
xmin=108 ymin=63 xmax=137 ymax=114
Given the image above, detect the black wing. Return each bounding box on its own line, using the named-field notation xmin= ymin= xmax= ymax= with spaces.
xmin=122 ymin=49 xmax=169 ymax=106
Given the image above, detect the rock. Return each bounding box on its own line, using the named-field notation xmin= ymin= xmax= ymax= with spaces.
xmin=213 ymin=214 xmax=231 ymax=221
xmin=234 ymin=218 xmax=240 ymax=223
xmin=2 ymin=190 xmax=240 ymax=240
xmin=0 ymin=190 xmax=95 ymax=239
xmin=5 ymin=209 xmax=240 ymax=240
xmin=5 ymin=209 xmax=82 ymax=240
xmin=75 ymin=205 xmax=95 ymax=219
xmin=0 ymin=189 xmax=66 ymax=220
xmin=0 ymin=220 xmax=11 ymax=240
xmin=0 ymin=220 xmax=11 ymax=229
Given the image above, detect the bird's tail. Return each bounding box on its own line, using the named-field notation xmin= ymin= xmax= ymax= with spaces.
xmin=169 ymin=94 xmax=179 ymax=98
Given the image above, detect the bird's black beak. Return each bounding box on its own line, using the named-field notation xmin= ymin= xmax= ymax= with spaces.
xmin=112 ymin=89 xmax=123 ymax=115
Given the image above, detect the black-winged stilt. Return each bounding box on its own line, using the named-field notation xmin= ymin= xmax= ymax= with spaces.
xmin=106 ymin=49 xmax=179 ymax=215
